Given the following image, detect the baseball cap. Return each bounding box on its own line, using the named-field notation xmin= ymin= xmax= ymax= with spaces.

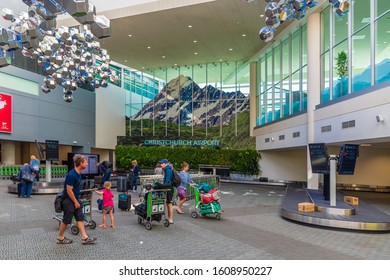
xmin=159 ymin=158 xmax=169 ymax=164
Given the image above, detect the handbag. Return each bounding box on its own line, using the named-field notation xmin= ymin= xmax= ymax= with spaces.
xmin=22 ymin=174 xmax=34 ymax=183
xmin=54 ymin=193 xmax=63 ymax=213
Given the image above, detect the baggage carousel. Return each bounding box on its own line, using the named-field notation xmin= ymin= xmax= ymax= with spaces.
xmin=7 ymin=179 xmax=117 ymax=195
xmin=281 ymin=183 xmax=390 ymax=232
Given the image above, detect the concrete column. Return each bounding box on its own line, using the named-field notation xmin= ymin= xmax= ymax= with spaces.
xmin=1 ymin=140 xmax=16 ymax=164
xmin=249 ymin=62 xmax=257 ymax=137
xmin=306 ymin=12 xmax=321 ymax=189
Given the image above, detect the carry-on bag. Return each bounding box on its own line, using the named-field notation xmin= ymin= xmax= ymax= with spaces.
xmin=118 ymin=193 xmax=131 ymax=211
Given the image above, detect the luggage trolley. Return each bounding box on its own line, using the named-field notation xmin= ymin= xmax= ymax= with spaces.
xmin=53 ymin=188 xmax=97 ymax=235
xmin=188 ymin=183 xmax=222 ymax=220
xmin=135 ymin=187 xmax=170 ymax=230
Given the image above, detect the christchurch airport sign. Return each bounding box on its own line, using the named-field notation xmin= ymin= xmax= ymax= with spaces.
xmin=144 ymin=140 xmax=220 ymax=147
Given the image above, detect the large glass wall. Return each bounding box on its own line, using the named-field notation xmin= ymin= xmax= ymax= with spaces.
xmin=256 ymin=24 xmax=307 ymax=126
xmin=125 ymin=61 xmax=250 ymax=139
xmin=320 ymin=0 xmax=390 ymax=103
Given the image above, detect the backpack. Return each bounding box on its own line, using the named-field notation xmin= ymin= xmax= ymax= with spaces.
xmin=102 ymin=160 xmax=112 ymax=168
xmin=54 ymin=193 xmax=63 ymax=213
xmin=171 ymin=169 xmax=182 ymax=187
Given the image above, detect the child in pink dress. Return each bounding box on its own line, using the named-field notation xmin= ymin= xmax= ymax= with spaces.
xmin=94 ymin=181 xmax=115 ymax=228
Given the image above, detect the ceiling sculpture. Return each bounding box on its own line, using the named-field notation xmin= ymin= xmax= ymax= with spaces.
xmin=258 ymin=0 xmax=350 ymax=43
xmin=0 ymin=0 xmax=118 ymax=102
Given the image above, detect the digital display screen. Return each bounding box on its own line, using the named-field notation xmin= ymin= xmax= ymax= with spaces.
xmin=46 ymin=140 xmax=59 ymax=161
xmin=338 ymin=144 xmax=359 ymax=175
xmin=308 ymin=143 xmax=329 ymax=174
xmin=67 ymin=153 xmax=99 ymax=177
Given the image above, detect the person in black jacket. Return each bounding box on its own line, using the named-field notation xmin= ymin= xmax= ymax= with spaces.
xmin=97 ymin=161 xmax=112 ymax=184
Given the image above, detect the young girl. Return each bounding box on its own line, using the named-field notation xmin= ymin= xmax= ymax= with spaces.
xmin=94 ymin=181 xmax=115 ymax=228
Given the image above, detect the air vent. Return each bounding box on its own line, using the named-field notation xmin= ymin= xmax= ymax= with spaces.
xmin=265 ymin=138 xmax=270 ymax=143
xmin=293 ymin=131 xmax=300 ymax=138
xmin=342 ymin=120 xmax=355 ymax=129
xmin=321 ymin=125 xmax=332 ymax=132
xmin=279 ymin=135 xmax=285 ymax=140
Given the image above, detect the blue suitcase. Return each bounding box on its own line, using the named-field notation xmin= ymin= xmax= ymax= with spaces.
xmin=118 ymin=193 xmax=131 ymax=211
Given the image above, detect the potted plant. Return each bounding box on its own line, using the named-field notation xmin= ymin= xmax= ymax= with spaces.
xmin=335 ymin=51 xmax=348 ymax=97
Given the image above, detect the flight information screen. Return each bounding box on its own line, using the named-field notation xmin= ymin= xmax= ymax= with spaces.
xmin=308 ymin=143 xmax=329 ymax=174
xmin=338 ymin=144 xmax=359 ymax=175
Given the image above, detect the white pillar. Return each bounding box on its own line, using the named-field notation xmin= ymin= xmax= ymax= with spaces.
xmin=1 ymin=140 xmax=16 ymax=165
xmin=306 ymin=12 xmax=321 ymax=189
xmin=329 ymin=155 xmax=338 ymax=206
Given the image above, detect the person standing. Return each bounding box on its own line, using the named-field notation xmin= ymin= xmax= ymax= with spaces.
xmin=177 ymin=162 xmax=196 ymax=214
xmin=30 ymin=155 xmax=40 ymax=182
xmin=57 ymin=154 xmax=96 ymax=245
xmin=130 ymin=160 xmax=140 ymax=192
xmin=94 ymin=181 xmax=115 ymax=229
xmin=160 ymin=158 xmax=174 ymax=224
xmin=20 ymin=163 xmax=36 ymax=198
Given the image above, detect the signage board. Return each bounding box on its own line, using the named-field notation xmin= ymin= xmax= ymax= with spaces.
xmin=338 ymin=144 xmax=359 ymax=175
xmin=0 ymin=93 xmax=12 ymax=133
xmin=45 ymin=140 xmax=59 ymax=161
xmin=308 ymin=143 xmax=329 ymax=174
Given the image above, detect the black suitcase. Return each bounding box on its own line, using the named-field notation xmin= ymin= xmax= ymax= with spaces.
xmin=117 ymin=176 xmax=127 ymax=192
xmin=118 ymin=193 xmax=131 ymax=211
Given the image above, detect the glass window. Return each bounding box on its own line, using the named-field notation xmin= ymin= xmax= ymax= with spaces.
xmin=266 ymin=88 xmax=273 ymax=122
xmin=282 ymin=38 xmax=290 ymax=79
xmin=353 ymin=0 xmax=370 ymax=32
xmin=375 ymin=14 xmax=390 ymax=85
xmin=302 ymin=24 xmax=307 ymax=66
xmin=292 ymin=30 xmax=300 ymax=72
xmin=321 ymin=6 xmax=330 ymax=54
xmin=376 ymin=0 xmax=390 ymax=18
xmin=260 ymin=56 xmax=266 ymax=93
xmin=302 ymin=65 xmax=307 ymax=111
xmin=291 ymin=71 xmax=300 ymax=113
xmin=274 ymin=44 xmax=281 ymax=82
xmin=274 ymin=82 xmax=281 ymax=120
xmin=0 ymin=72 xmax=39 ymax=95
xmin=333 ymin=10 xmax=348 ymax=46
xmin=282 ymin=78 xmax=290 ymax=117
xmin=207 ymin=100 xmax=221 ymax=137
xmin=321 ymin=51 xmax=330 ymax=103
xmin=333 ymin=41 xmax=349 ymax=99
xmin=266 ymin=51 xmax=273 ymax=89
xmin=352 ymin=26 xmax=371 ymax=92
xmin=259 ymin=92 xmax=266 ymax=125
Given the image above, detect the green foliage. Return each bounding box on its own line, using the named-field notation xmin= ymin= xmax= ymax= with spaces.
xmin=335 ymin=51 xmax=348 ymax=78
xmin=115 ymin=145 xmax=261 ymax=175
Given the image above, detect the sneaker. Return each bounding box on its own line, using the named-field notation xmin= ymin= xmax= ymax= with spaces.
xmin=57 ymin=237 xmax=73 ymax=244
xmin=82 ymin=236 xmax=96 ymax=245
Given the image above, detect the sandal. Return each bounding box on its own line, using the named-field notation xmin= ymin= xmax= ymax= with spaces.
xmin=109 ymin=224 xmax=115 ymax=228
xmin=176 ymin=209 xmax=184 ymax=214
xmin=99 ymin=224 xmax=106 ymax=228
xmin=82 ymin=236 xmax=96 ymax=245
xmin=57 ymin=237 xmax=73 ymax=244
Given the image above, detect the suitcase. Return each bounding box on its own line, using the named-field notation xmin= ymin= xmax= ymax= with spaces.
xmin=117 ymin=176 xmax=127 ymax=192
xmin=118 ymin=193 xmax=131 ymax=211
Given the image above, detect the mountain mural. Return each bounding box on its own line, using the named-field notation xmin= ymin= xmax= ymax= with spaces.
xmin=132 ymin=75 xmax=250 ymax=128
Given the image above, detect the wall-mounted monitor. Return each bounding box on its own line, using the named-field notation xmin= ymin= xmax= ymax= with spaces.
xmin=308 ymin=143 xmax=329 ymax=174
xmin=338 ymin=144 xmax=359 ymax=175
xmin=67 ymin=153 xmax=99 ymax=178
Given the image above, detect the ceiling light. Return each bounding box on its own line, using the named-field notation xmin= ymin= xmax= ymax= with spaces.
xmin=188 ymin=25 xmax=192 ymax=28
xmin=360 ymin=144 xmax=372 ymax=147
xmin=147 ymin=46 xmax=151 ymax=49
xmin=193 ymin=40 xmax=197 ymax=43
xmin=229 ymin=48 xmax=233 ymax=51
xmin=124 ymin=60 xmax=127 ymax=62
xmin=242 ymin=34 xmax=246 ymax=37
xmin=162 ymin=56 xmax=166 ymax=58
xmin=219 ymin=59 xmax=223 ymax=62
xmin=260 ymin=14 xmax=264 ymax=18
xmin=194 ymin=52 xmax=198 ymax=55
xmin=128 ymin=34 xmax=132 ymax=37
xmin=174 ymin=64 xmax=177 ymax=66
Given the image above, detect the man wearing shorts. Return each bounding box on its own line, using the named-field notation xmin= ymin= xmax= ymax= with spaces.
xmin=57 ymin=155 xmax=96 ymax=245
xmin=160 ymin=159 xmax=174 ymax=224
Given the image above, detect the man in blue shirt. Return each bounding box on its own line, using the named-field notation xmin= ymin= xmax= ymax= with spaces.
xmin=160 ymin=158 xmax=174 ymax=224
xmin=57 ymin=155 xmax=96 ymax=245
